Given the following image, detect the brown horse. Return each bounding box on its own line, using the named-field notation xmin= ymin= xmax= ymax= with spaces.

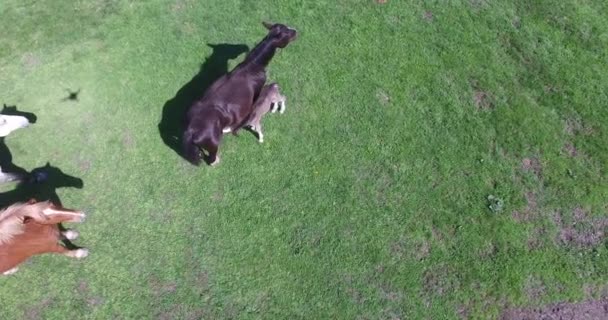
xmin=183 ymin=22 xmax=297 ymax=166
xmin=0 ymin=200 xmax=87 ymax=275
xmin=246 ymin=83 xmax=286 ymax=143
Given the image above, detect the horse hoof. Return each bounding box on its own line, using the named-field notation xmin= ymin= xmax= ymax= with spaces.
xmin=63 ymin=230 xmax=79 ymax=240
xmin=210 ymin=157 xmax=221 ymax=167
xmin=2 ymin=267 xmax=19 ymax=275
xmin=74 ymin=248 xmax=89 ymax=259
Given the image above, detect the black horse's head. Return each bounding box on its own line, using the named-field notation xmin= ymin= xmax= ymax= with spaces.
xmin=262 ymin=22 xmax=298 ymax=48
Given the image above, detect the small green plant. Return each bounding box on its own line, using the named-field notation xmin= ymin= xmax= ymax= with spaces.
xmin=487 ymin=195 xmax=504 ymax=213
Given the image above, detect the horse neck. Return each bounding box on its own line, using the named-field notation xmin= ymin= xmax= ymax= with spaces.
xmin=241 ymin=38 xmax=276 ymax=69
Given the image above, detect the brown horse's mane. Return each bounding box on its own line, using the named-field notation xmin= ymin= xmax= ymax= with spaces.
xmin=0 ymin=201 xmax=48 ymax=245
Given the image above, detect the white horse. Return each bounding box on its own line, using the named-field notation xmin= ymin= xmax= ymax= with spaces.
xmin=0 ymin=114 xmax=30 ymax=184
xmin=0 ymin=114 xmax=30 ymax=138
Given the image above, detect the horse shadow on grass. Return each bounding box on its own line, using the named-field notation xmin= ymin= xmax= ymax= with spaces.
xmin=0 ymin=162 xmax=84 ymax=208
xmin=158 ymin=43 xmax=249 ymax=160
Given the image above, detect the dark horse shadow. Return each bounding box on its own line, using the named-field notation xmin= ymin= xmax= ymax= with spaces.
xmin=0 ymin=104 xmax=37 ymax=181
xmin=158 ymin=43 xmax=249 ymax=159
xmin=0 ymin=162 xmax=84 ymax=208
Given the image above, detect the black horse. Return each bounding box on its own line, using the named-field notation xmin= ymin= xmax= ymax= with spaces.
xmin=158 ymin=43 xmax=249 ymax=161
xmin=182 ymin=22 xmax=297 ymax=166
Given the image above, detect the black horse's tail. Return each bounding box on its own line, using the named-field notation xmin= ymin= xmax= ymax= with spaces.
xmin=182 ymin=130 xmax=202 ymax=165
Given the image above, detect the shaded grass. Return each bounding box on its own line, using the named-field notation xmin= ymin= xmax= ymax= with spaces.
xmin=0 ymin=0 xmax=607 ymax=319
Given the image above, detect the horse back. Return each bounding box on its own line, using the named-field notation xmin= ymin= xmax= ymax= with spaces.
xmin=189 ymin=67 xmax=266 ymax=130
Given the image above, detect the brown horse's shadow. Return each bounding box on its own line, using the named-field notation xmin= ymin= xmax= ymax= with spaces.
xmin=0 ymin=162 xmax=84 ymax=208
xmin=158 ymin=43 xmax=249 ymax=160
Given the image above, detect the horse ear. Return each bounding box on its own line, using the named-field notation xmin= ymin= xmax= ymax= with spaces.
xmin=262 ymin=21 xmax=274 ymax=30
xmin=45 ymin=162 xmax=51 ymax=167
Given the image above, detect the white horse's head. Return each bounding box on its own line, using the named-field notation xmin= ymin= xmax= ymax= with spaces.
xmin=0 ymin=114 xmax=30 ymax=137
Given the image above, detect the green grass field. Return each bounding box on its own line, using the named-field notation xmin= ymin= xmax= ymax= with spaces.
xmin=1 ymin=0 xmax=607 ymax=319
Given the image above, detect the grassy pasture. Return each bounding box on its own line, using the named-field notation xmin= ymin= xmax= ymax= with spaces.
xmin=0 ymin=0 xmax=607 ymax=318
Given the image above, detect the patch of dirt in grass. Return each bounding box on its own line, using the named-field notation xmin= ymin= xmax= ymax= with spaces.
xmin=563 ymin=142 xmax=578 ymax=157
xmin=378 ymin=307 xmax=404 ymax=320
xmin=470 ymin=0 xmax=487 ymax=8
xmin=512 ymin=191 xmax=539 ymax=223
xmin=527 ymin=226 xmax=547 ymax=251
xmin=22 ymin=52 xmax=41 ymax=70
xmin=389 ymin=237 xmax=431 ymax=260
xmin=524 ymin=275 xmax=547 ymax=302
xmin=479 ymin=241 xmax=497 ymax=259
xmin=564 ymin=116 xmax=595 ymax=136
xmin=376 ymin=89 xmax=390 ymax=105
xmin=180 ymin=21 xmax=196 ymax=35
xmin=416 ymin=240 xmax=431 ymax=260
xmin=23 ymin=297 xmax=53 ymax=320
xmin=423 ymin=11 xmax=434 ymax=22
xmin=355 ymin=167 xmax=394 ymax=207
xmin=389 ymin=237 xmax=408 ymax=259
xmin=422 ymin=265 xmax=460 ymax=297
xmin=583 ymin=284 xmax=608 ymax=299
xmin=122 ymin=130 xmax=135 ymax=149
xmin=193 ymin=270 xmax=210 ymax=295
xmin=290 ymin=225 xmax=323 ymax=256
xmin=512 ymin=16 xmax=521 ymax=29
xmin=172 ymin=0 xmax=185 ymax=12
xmin=473 ymin=90 xmax=494 ymax=110
xmin=76 ymin=281 xmax=105 ymax=308
xmin=469 ymin=78 xmax=494 ymax=111
xmin=211 ymin=185 xmax=224 ymax=201
xmin=431 ymin=225 xmax=445 ymax=243
xmin=150 ymin=276 xmax=178 ymax=297
xmin=501 ymin=298 xmax=608 ymax=320
xmin=553 ymin=207 xmax=608 ymax=248
xmin=456 ymin=303 xmax=472 ymax=319
xmin=521 ymin=157 xmax=542 ymax=179
xmin=75 ymin=156 xmax=92 ymax=172
xmin=341 ymin=274 xmax=367 ymax=305
xmin=524 ymin=191 xmax=538 ymax=211
xmin=156 ymin=304 xmax=207 ymax=320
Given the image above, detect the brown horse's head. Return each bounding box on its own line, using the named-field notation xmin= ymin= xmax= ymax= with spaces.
xmin=25 ymin=201 xmax=85 ymax=225
xmin=262 ymin=22 xmax=298 ymax=48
